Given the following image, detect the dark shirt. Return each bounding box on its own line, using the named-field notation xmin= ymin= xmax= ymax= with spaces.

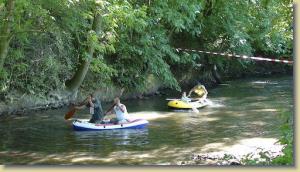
xmin=89 ymin=98 xmax=104 ymax=123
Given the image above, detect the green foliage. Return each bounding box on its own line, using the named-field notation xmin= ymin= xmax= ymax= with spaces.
xmin=240 ymin=150 xmax=273 ymax=165
xmin=240 ymin=111 xmax=294 ymax=165
xmin=271 ymin=144 xmax=293 ymax=165
xmin=102 ymin=0 xmax=184 ymax=91
xmin=0 ymin=0 xmax=73 ymax=96
xmin=172 ymin=0 xmax=292 ymax=80
xmin=271 ymin=111 xmax=293 ymax=165
xmin=0 ymin=0 xmax=293 ymax=98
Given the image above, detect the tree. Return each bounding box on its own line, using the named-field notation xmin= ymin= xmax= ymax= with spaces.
xmin=0 ymin=0 xmax=293 ymax=100
xmin=65 ymin=12 xmax=103 ymax=94
xmin=0 ymin=0 xmax=14 ymax=70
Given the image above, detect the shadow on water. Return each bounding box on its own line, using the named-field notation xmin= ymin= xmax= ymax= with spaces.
xmin=0 ymin=75 xmax=293 ymax=165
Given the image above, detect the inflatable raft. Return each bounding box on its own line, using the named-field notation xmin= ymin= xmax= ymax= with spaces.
xmin=167 ymin=99 xmax=209 ymax=109
xmin=73 ymin=119 xmax=149 ymax=131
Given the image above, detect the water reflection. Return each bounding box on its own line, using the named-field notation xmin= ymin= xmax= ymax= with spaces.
xmin=0 ymin=75 xmax=293 ymax=165
xmin=251 ymin=81 xmax=279 ymax=85
xmin=73 ymin=128 xmax=149 ymax=146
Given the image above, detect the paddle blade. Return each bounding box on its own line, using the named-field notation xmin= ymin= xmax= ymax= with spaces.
xmin=166 ymin=98 xmax=180 ymax=101
xmin=64 ymin=108 xmax=76 ymax=120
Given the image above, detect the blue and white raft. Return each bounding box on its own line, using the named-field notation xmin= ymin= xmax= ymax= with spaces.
xmin=73 ymin=119 xmax=149 ymax=131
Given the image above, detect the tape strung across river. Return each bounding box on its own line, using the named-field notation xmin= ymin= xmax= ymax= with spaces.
xmin=176 ymin=48 xmax=293 ymax=65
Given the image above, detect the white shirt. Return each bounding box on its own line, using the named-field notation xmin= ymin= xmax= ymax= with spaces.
xmin=181 ymin=96 xmax=191 ymax=102
xmin=114 ymin=104 xmax=129 ymax=121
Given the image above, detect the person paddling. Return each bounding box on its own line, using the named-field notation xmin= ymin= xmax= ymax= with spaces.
xmin=188 ymin=83 xmax=208 ymax=103
xmin=106 ymin=97 xmax=130 ymax=124
xmin=181 ymin=92 xmax=191 ymax=103
xmin=74 ymin=94 xmax=104 ymax=123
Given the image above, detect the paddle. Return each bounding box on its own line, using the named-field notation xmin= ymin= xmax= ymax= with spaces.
xmin=166 ymin=98 xmax=200 ymax=101
xmin=191 ymin=106 xmax=199 ymax=113
xmin=64 ymin=98 xmax=88 ymax=120
xmin=166 ymin=98 xmax=180 ymax=101
xmin=65 ymin=88 xmax=125 ymax=120
xmin=103 ymin=88 xmax=125 ymax=116
xmin=64 ymin=108 xmax=76 ymax=120
xmin=166 ymin=87 xmax=200 ymax=101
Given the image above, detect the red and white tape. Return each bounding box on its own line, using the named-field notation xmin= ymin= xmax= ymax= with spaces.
xmin=176 ymin=48 xmax=293 ymax=65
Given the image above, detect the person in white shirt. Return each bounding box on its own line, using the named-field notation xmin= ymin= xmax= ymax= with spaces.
xmin=181 ymin=92 xmax=191 ymax=103
xmin=107 ymin=97 xmax=130 ymax=124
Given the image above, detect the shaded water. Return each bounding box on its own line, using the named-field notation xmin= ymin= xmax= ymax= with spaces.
xmin=0 ymin=75 xmax=293 ymax=165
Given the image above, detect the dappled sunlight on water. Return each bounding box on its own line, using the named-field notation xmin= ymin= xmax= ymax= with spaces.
xmin=200 ymin=137 xmax=281 ymax=153
xmin=0 ymin=75 xmax=293 ymax=165
xmin=127 ymin=111 xmax=176 ymax=121
xmin=251 ymin=81 xmax=279 ymax=85
xmin=1 ymin=137 xmax=282 ymax=165
xmin=249 ymin=108 xmax=278 ymax=112
xmin=198 ymin=137 xmax=284 ymax=160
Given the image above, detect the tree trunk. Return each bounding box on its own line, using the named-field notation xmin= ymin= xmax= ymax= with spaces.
xmin=0 ymin=0 xmax=14 ymax=69
xmin=204 ymin=0 xmax=213 ymax=17
xmin=65 ymin=13 xmax=102 ymax=94
xmin=212 ymin=64 xmax=222 ymax=84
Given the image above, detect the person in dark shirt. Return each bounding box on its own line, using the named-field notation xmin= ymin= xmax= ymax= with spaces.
xmin=75 ymin=94 xmax=104 ymax=123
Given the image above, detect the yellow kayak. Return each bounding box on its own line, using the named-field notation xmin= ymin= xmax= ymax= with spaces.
xmin=167 ymin=99 xmax=208 ymax=109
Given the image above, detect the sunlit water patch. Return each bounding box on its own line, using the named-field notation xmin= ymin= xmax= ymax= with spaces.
xmin=0 ymin=75 xmax=293 ymax=165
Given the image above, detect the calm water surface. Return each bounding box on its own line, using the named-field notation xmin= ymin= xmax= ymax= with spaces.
xmin=0 ymin=75 xmax=293 ymax=165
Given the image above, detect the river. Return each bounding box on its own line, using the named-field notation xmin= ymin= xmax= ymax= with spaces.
xmin=0 ymin=75 xmax=293 ymax=165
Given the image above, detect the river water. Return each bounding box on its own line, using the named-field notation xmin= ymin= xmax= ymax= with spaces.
xmin=0 ymin=75 xmax=293 ymax=165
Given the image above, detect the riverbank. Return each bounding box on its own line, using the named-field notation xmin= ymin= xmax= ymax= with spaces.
xmin=0 ymin=70 xmax=211 ymax=117
xmin=0 ymin=70 xmax=292 ymax=117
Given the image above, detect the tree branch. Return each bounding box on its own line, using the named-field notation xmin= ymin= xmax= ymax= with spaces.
xmin=13 ymin=29 xmax=47 ymax=34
